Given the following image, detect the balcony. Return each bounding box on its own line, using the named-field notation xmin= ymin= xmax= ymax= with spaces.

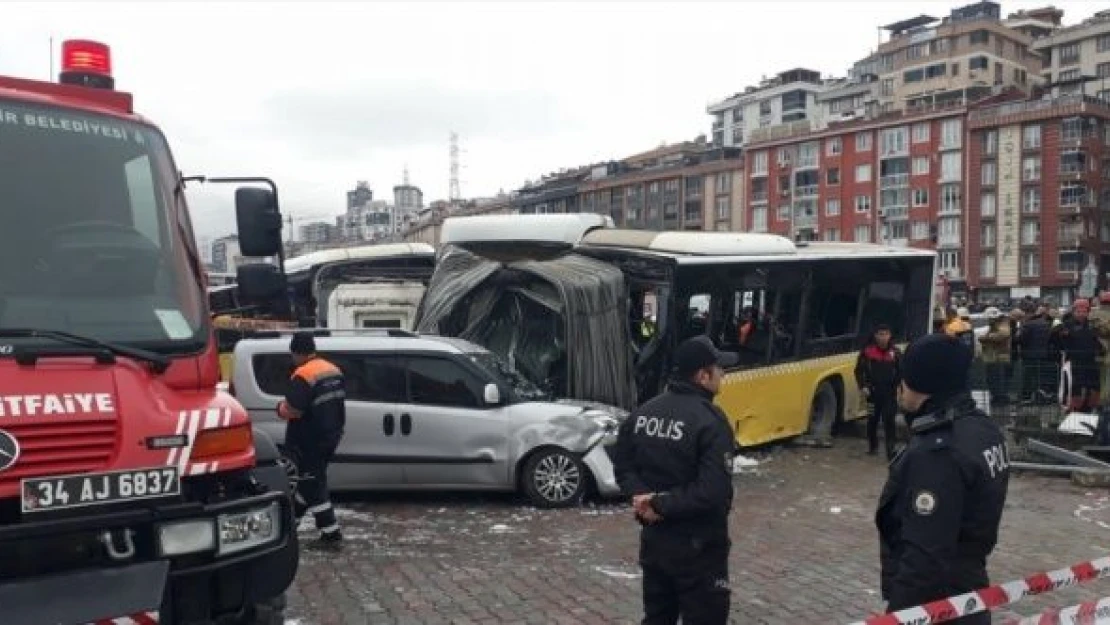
xmin=795 ymin=184 xmax=819 ymax=197
xmin=684 ymin=210 xmax=702 ymax=223
xmin=937 ymin=237 xmax=962 ymax=249
xmin=938 ymin=204 xmax=962 ymax=215
xmin=881 ymin=206 xmax=909 ymax=220
xmin=880 ymin=173 xmax=909 ymax=189
xmin=794 ymin=213 xmax=818 ymax=229
xmin=751 ymin=190 xmax=769 ymax=203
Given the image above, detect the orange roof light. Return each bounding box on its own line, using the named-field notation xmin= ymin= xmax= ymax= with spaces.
xmin=59 ymin=39 xmax=115 ymax=90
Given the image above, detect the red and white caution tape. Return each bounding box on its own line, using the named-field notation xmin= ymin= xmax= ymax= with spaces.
xmin=87 ymin=611 xmax=160 ymax=625
xmin=1001 ymin=595 xmax=1110 ymax=625
xmin=848 ymin=555 xmax=1110 ymax=625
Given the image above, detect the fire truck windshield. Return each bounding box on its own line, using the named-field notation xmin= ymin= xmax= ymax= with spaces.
xmin=0 ymin=98 xmax=207 ymax=353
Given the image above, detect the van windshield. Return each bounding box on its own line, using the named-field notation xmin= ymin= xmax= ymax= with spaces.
xmin=0 ymin=99 xmax=206 ymax=352
xmin=468 ymin=351 xmax=550 ymax=401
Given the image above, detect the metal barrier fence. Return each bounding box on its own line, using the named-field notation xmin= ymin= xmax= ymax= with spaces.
xmin=967 ymin=350 xmax=1109 ymax=448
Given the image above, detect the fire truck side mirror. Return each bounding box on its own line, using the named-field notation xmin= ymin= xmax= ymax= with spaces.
xmin=236 ymin=263 xmax=287 ymax=302
xmin=235 ymin=187 xmax=283 ymax=257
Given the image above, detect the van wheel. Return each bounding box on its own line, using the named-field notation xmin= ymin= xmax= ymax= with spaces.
xmin=522 ymin=448 xmax=587 ymax=509
xmin=807 ymin=381 xmax=838 ymax=447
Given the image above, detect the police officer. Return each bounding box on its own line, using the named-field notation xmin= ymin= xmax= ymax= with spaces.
xmin=277 ymin=332 xmax=346 ymax=549
xmin=876 ymin=333 xmax=1010 ymax=624
xmin=612 ymin=335 xmax=737 ymax=625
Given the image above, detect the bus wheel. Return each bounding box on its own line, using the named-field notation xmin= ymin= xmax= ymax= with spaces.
xmin=807 ymin=381 xmax=837 ymax=448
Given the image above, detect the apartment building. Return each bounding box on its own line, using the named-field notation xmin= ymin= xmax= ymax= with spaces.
xmin=966 ymin=94 xmax=1110 ymax=301
xmin=745 ymin=105 xmax=968 ymax=266
xmin=707 ymin=69 xmax=829 ymax=148
xmin=578 ymin=148 xmax=745 ymax=232
xmin=515 ymin=168 xmax=589 ymax=214
xmin=1034 ymin=10 xmax=1110 ymax=100
xmin=875 ymin=1 xmax=1047 ymax=112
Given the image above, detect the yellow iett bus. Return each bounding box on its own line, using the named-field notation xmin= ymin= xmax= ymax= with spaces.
xmin=435 ymin=214 xmax=937 ymax=448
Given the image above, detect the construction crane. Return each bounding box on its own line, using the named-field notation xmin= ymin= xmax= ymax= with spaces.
xmin=283 ymin=212 xmax=335 ymax=243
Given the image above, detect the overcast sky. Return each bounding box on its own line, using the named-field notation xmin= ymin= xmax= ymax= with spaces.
xmin=2 ymin=1 xmax=1101 ymax=241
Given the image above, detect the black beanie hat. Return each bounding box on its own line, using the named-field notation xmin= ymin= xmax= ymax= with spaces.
xmin=901 ymin=333 xmax=972 ymax=395
xmin=289 ymin=331 xmax=316 ymax=355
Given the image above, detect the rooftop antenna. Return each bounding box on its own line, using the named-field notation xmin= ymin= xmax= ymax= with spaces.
xmin=403 ymin=165 xmax=410 ymax=186
xmin=49 ymin=36 xmax=54 ymax=79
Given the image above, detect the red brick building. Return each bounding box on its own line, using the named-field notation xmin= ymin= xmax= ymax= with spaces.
xmin=967 ymin=95 xmax=1110 ymax=302
xmin=745 ymin=104 xmax=968 ymax=265
xmin=745 ymin=94 xmax=1110 ymax=303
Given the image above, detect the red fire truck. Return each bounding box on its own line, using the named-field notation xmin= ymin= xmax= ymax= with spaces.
xmin=0 ymin=40 xmax=298 ymax=624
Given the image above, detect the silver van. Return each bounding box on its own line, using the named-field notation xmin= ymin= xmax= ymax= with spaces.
xmin=230 ymin=330 xmax=627 ymax=508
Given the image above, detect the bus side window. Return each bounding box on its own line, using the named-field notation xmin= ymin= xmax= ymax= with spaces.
xmin=682 ymin=293 xmax=712 ymax=340
xmin=766 ymin=266 xmax=808 ymax=364
xmin=803 ymin=261 xmax=866 ymax=357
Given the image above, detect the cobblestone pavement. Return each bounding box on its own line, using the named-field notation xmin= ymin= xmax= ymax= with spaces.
xmin=284 ymin=436 xmax=1110 ymax=624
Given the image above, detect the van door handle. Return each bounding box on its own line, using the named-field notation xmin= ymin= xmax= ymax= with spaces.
xmin=400 ymin=413 xmax=412 ymax=436
xmin=383 ymin=413 xmax=395 ymax=436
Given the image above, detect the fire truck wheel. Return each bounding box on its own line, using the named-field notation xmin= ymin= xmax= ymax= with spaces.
xmin=244 ymin=594 xmax=286 ymax=625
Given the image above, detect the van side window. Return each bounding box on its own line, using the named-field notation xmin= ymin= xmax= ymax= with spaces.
xmin=404 ymin=357 xmax=483 ymax=408
xmin=250 ymin=352 xmax=404 ymax=403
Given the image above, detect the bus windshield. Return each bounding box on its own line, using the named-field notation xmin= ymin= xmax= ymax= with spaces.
xmin=0 ymin=99 xmax=206 ymax=352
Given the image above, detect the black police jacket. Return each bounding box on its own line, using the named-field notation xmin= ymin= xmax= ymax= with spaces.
xmin=611 ymin=379 xmax=735 ymax=542
xmin=876 ymin=392 xmax=1010 ymax=614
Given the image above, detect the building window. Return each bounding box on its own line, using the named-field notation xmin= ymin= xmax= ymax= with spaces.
xmin=913 ymin=123 xmax=930 ymax=143
xmin=777 ymin=205 xmax=790 ymax=221
xmin=981 ymin=193 xmax=996 ymax=217
xmin=1021 ymin=220 xmax=1040 ymax=246
xmin=855 ymin=195 xmax=871 ymax=212
xmin=885 ymin=221 xmax=909 ymax=241
xmin=981 ymin=162 xmax=997 ymax=186
xmin=880 ymin=127 xmax=909 ymax=156
xmin=716 ymin=196 xmax=730 ymax=220
xmin=855 ymin=164 xmax=872 ymax=183
xmin=824 ymin=228 xmax=840 ymax=241
xmin=981 ymin=223 xmax=996 ymax=248
xmin=1022 ymin=188 xmax=1041 ymax=213
xmin=969 ymin=55 xmax=989 ymax=70
xmin=716 ymin=172 xmax=731 ymax=193
xmin=856 ymin=132 xmax=873 ymax=152
xmin=911 ymin=221 xmax=929 ymax=240
xmin=1061 ymin=118 xmax=1085 ymax=142
xmin=778 ymin=147 xmax=793 ymax=166
xmin=938 ymin=217 xmax=961 ymax=246
xmin=941 ymin=184 xmax=961 ymax=213
xmin=1098 ymin=34 xmax=1110 ymax=53
xmin=912 ymin=188 xmax=929 ymax=206
xmin=981 ymin=130 xmax=998 ymax=155
xmin=752 ymin=207 xmax=768 ymax=232
xmin=854 ymin=225 xmax=871 ymax=242
xmin=827 ymin=168 xmax=840 ymax=185
xmin=1022 ymin=156 xmax=1041 ymax=182
xmin=969 ymin=30 xmax=989 ymax=45
xmin=826 ymin=137 xmax=842 ymax=156
xmin=1060 ymin=68 xmax=1081 ymax=82
xmin=912 ymin=156 xmax=930 ymax=175
xmin=980 ymin=253 xmax=996 ymax=279
xmin=940 ymin=119 xmax=962 ymax=149
xmin=941 ymin=152 xmax=961 ymax=181
xmin=938 ymin=250 xmax=960 ymax=275
xmin=1059 ymin=252 xmax=1080 ymax=274
xmin=826 ymin=198 xmax=840 ymax=216
xmin=751 ymin=151 xmax=769 ymax=175
xmin=1021 ymin=252 xmax=1040 ymax=278
xmin=1023 ymin=125 xmax=1041 ymax=150
xmin=1059 ymin=43 xmax=1080 ymax=66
